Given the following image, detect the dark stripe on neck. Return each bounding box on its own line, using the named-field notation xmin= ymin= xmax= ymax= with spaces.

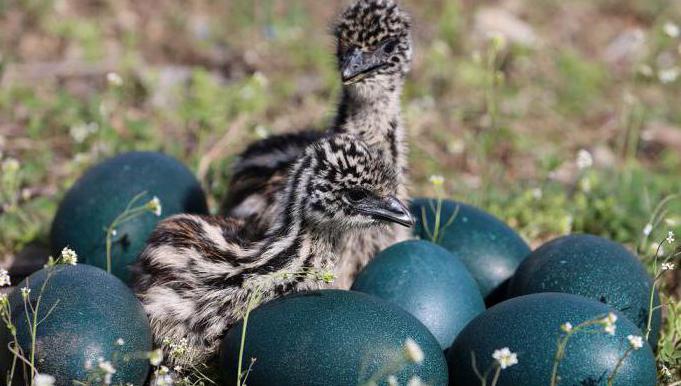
xmin=388 ymin=119 xmax=398 ymax=162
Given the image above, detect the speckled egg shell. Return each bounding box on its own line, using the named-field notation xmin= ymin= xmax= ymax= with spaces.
xmin=220 ymin=289 xmax=448 ymax=386
xmin=411 ymin=198 xmax=530 ymax=304
xmin=50 ymin=152 xmax=208 ymax=284
xmin=0 ymin=264 xmax=152 ymax=386
xmin=447 ymin=293 xmax=656 ymax=386
xmin=352 ymin=240 xmax=485 ymax=350
xmin=509 ymin=234 xmax=661 ymax=347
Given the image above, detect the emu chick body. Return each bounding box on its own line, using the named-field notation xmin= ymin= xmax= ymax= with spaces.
xmin=222 ymin=0 xmax=413 ymax=288
xmin=133 ymin=135 xmax=412 ymax=366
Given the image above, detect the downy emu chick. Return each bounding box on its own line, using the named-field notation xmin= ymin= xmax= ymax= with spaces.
xmin=222 ymin=0 xmax=413 ymax=288
xmin=133 ymin=134 xmax=413 ymax=366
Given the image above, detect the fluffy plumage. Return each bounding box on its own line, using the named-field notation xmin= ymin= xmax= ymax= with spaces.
xmin=222 ymin=0 xmax=413 ymax=288
xmin=133 ymin=135 xmax=412 ymax=366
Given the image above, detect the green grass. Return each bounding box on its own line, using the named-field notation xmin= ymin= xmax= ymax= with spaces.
xmin=1 ymin=0 xmax=681 ymax=383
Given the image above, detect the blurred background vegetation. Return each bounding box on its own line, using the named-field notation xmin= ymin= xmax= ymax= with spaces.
xmin=1 ymin=0 xmax=680 ymax=300
xmin=1 ymin=0 xmax=681 ymax=380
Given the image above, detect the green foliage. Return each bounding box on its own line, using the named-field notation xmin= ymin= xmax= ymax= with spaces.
xmin=657 ymin=295 xmax=681 ymax=381
xmin=554 ymin=50 xmax=608 ymax=115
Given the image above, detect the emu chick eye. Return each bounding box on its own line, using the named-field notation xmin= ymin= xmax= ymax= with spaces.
xmin=347 ymin=189 xmax=368 ymax=202
xmin=383 ymin=39 xmax=397 ymax=54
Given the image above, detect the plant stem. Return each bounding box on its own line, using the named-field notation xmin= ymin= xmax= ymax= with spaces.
xmin=104 ymin=191 xmax=152 ymax=274
xmin=237 ymin=286 xmax=263 ymax=386
xmin=607 ymin=348 xmax=633 ymax=386
xmin=105 ymin=227 xmax=114 ymax=274
xmin=433 ymin=196 xmax=443 ymax=243
xmin=489 ymin=366 xmax=502 ymax=386
xmin=550 ymin=317 xmax=605 ymax=386
xmin=550 ymin=333 xmax=570 ymax=386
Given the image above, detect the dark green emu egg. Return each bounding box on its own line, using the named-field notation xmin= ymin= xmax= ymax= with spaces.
xmin=352 ymin=240 xmax=485 ymax=351
xmin=50 ymin=152 xmax=208 ymax=284
xmin=220 ymin=290 xmax=448 ymax=386
xmin=447 ymin=293 xmax=656 ymax=386
xmin=411 ymin=198 xmax=530 ymax=304
xmin=509 ymin=234 xmax=661 ymax=348
xmin=0 ymin=264 xmax=152 ymax=386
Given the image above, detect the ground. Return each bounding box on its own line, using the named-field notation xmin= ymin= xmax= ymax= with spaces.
xmin=0 ymin=0 xmax=680 ymax=382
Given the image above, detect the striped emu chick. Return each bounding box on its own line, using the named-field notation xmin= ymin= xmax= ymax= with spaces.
xmin=223 ymin=0 xmax=413 ymax=288
xmin=133 ymin=135 xmax=413 ymax=366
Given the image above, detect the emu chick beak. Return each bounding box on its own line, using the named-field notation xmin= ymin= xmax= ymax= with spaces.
xmin=358 ymin=195 xmax=414 ymax=227
xmin=341 ymin=48 xmax=385 ymax=85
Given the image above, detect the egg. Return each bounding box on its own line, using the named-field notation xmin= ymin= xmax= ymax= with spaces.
xmin=447 ymin=293 xmax=656 ymax=386
xmin=352 ymin=240 xmax=485 ymax=350
xmin=220 ymin=290 xmax=448 ymax=386
xmin=0 ymin=264 xmax=152 ymax=386
xmin=508 ymin=234 xmax=661 ymax=348
xmin=50 ymin=152 xmax=208 ymax=284
xmin=411 ymin=198 xmax=530 ymax=304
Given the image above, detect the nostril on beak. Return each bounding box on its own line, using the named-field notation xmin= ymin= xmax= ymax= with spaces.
xmin=383 ymin=196 xmax=414 ymax=227
xmin=341 ymin=49 xmax=365 ymax=82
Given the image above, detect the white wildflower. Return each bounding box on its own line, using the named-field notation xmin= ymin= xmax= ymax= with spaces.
xmin=98 ymin=359 xmax=116 ymax=385
xmin=532 ymin=188 xmax=543 ymax=200
xmin=168 ymin=338 xmax=189 ymax=358
xmin=149 ymin=348 xmax=163 ymax=366
xmin=252 ymin=71 xmax=269 ymax=87
xmin=2 ymin=158 xmax=19 ymax=173
xmin=21 ymin=287 xmax=31 ymax=300
xmin=106 ymin=72 xmax=123 ymax=87
xmin=407 ymin=376 xmax=425 ymax=386
xmin=492 ymin=347 xmax=518 ymax=369
xmin=98 ymin=360 xmax=116 ymax=374
xmin=429 ymin=175 xmax=445 ymax=187
xmin=627 ymin=335 xmax=643 ymax=350
xmin=173 ymin=366 xmax=182 ymax=373
xmin=148 ymin=196 xmax=162 ymax=217
xmin=158 ymin=366 xmax=169 ymax=375
xmin=116 ymin=338 xmax=125 ymax=346
xmin=638 ymin=64 xmax=654 ymax=77
xmin=0 ymin=269 xmax=10 ymax=287
xmin=664 ymin=22 xmax=680 ymax=38
xmin=387 ymin=375 xmax=398 ymax=386
xmin=60 ymin=247 xmax=78 ymax=265
xmin=403 ymin=338 xmax=424 ymax=364
xmin=658 ymin=67 xmax=680 ymax=84
xmin=254 ymin=125 xmax=269 ymax=139
xmin=69 ymin=122 xmax=99 ymax=143
xmin=153 ymin=374 xmax=174 ymax=386
xmin=605 ymin=312 xmax=617 ymax=324
xmin=661 ymin=364 xmax=673 ymax=379
xmin=666 ymin=231 xmax=675 ymax=244
xmin=601 ymin=313 xmax=618 ymax=336
xmin=33 ymin=373 xmax=55 ymax=386
xmin=642 ymin=223 xmax=653 ymax=237
xmin=487 ymin=32 xmax=508 ymax=50
xmin=661 ymin=262 xmax=675 ymax=271
xmin=576 ymin=149 xmax=593 ymax=170
xmin=561 ymin=322 xmax=573 ymax=333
